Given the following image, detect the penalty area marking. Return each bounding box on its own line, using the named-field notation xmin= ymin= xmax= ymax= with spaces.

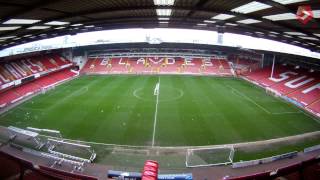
xmin=227 ymin=85 xmax=270 ymax=114
xmin=152 ymin=76 xmax=160 ymax=147
xmin=227 ymin=85 xmax=300 ymax=115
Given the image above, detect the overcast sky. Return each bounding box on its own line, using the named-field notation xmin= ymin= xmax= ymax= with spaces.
xmin=1 ymin=28 xmax=319 ymax=59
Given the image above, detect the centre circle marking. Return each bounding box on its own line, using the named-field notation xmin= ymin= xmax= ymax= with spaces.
xmin=133 ymin=86 xmax=184 ymax=102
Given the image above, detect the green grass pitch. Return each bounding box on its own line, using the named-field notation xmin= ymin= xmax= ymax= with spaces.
xmin=1 ymin=75 xmax=320 ymax=147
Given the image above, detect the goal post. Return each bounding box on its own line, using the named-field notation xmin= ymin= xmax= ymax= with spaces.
xmin=186 ymin=146 xmax=235 ymax=167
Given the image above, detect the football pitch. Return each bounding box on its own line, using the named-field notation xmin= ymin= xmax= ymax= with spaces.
xmin=1 ymin=75 xmax=320 ymax=147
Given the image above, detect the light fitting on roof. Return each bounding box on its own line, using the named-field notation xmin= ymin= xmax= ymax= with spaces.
xmin=237 ymin=19 xmax=261 ymax=24
xmin=156 ymin=9 xmax=172 ymax=16
xmin=154 ymin=0 xmax=175 ymax=6
xmin=272 ymin=0 xmax=308 ymax=5
xmin=3 ymin=19 xmax=41 ymax=24
xmin=159 ymin=21 xmax=169 ymax=24
xmin=283 ymin=35 xmax=293 ymax=38
xmin=0 ymin=26 xmax=21 ymax=31
xmin=211 ymin=14 xmax=235 ymax=20
xmin=203 ymin=20 xmax=216 ymax=23
xmin=284 ymin=32 xmax=306 ymax=36
xmin=45 ymin=21 xmax=69 ymax=26
xmin=28 ymin=26 xmax=50 ymax=30
xmin=231 ymin=1 xmax=271 ymax=14
xmin=0 ymin=36 xmax=16 ymax=40
xmin=314 ymin=33 xmax=320 ymax=37
xmin=158 ymin=17 xmax=170 ymax=20
xmin=71 ymin=24 xmax=83 ymax=27
xmin=263 ymin=13 xmax=296 ymax=21
xmin=197 ymin=23 xmax=207 ymax=26
xmin=54 ymin=27 xmax=66 ymax=30
xmin=299 ymin=36 xmax=318 ymax=40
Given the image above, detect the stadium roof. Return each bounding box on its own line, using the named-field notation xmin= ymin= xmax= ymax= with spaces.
xmin=0 ymin=0 xmax=319 ymax=51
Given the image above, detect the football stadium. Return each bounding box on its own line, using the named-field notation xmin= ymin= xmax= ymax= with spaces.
xmin=0 ymin=0 xmax=320 ymax=180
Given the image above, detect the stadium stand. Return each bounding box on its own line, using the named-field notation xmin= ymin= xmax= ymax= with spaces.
xmin=0 ymin=153 xmax=20 ymax=179
xmin=0 ymin=150 xmax=98 ymax=180
xmin=243 ymin=64 xmax=320 ymax=117
xmin=0 ymin=55 xmax=77 ymax=108
xmin=82 ymin=56 xmax=233 ymax=76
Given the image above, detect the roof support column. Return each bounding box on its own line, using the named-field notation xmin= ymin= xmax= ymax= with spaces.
xmin=217 ymin=26 xmax=224 ymax=45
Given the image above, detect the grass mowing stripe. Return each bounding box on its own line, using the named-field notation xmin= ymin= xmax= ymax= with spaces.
xmin=1 ymin=75 xmax=320 ymax=147
xmin=226 ymin=84 xmax=271 ymax=114
xmin=152 ymin=76 xmax=160 ymax=147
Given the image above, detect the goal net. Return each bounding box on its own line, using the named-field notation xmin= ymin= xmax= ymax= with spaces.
xmin=266 ymin=87 xmax=281 ymax=97
xmin=186 ymin=146 xmax=234 ymax=167
xmin=48 ymin=138 xmax=96 ymax=163
xmin=41 ymin=85 xmax=55 ymax=94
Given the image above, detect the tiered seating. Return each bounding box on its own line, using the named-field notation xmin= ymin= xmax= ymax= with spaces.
xmin=81 ymin=58 xmax=97 ymax=73
xmin=36 ymin=75 xmax=61 ymax=88
xmin=246 ymin=67 xmax=272 ymax=81
xmin=111 ymin=57 xmax=131 ymax=73
xmin=256 ymin=65 xmax=290 ymax=87
xmin=0 ymin=154 xmax=20 ymax=179
xmin=82 ymin=56 xmax=233 ymax=75
xmin=271 ymin=69 xmax=316 ymax=95
xmin=287 ymin=81 xmax=320 ymax=106
xmin=159 ymin=57 xmax=183 ymax=74
xmin=49 ymin=69 xmax=77 ymax=81
xmin=23 ymin=171 xmax=55 ymax=180
xmin=14 ymin=82 xmax=41 ymax=96
xmin=0 ymin=90 xmax=19 ymax=107
xmin=0 ymin=68 xmax=77 ymax=108
xmin=21 ymin=59 xmax=45 ymax=73
xmin=219 ymin=59 xmax=230 ymax=69
xmin=244 ymin=64 xmax=320 ymax=116
xmin=183 ymin=58 xmax=202 ymax=74
xmin=0 ymin=151 xmax=98 ymax=180
xmin=308 ymin=100 xmax=320 ymax=115
xmin=36 ymin=57 xmax=56 ymax=70
xmin=0 ymin=55 xmax=72 ymax=90
xmin=53 ymin=55 xmax=71 ymax=67
xmin=218 ymin=59 xmax=233 ymax=75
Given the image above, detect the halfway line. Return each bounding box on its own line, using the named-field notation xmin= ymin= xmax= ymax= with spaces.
xmin=152 ymin=76 xmax=160 ymax=147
